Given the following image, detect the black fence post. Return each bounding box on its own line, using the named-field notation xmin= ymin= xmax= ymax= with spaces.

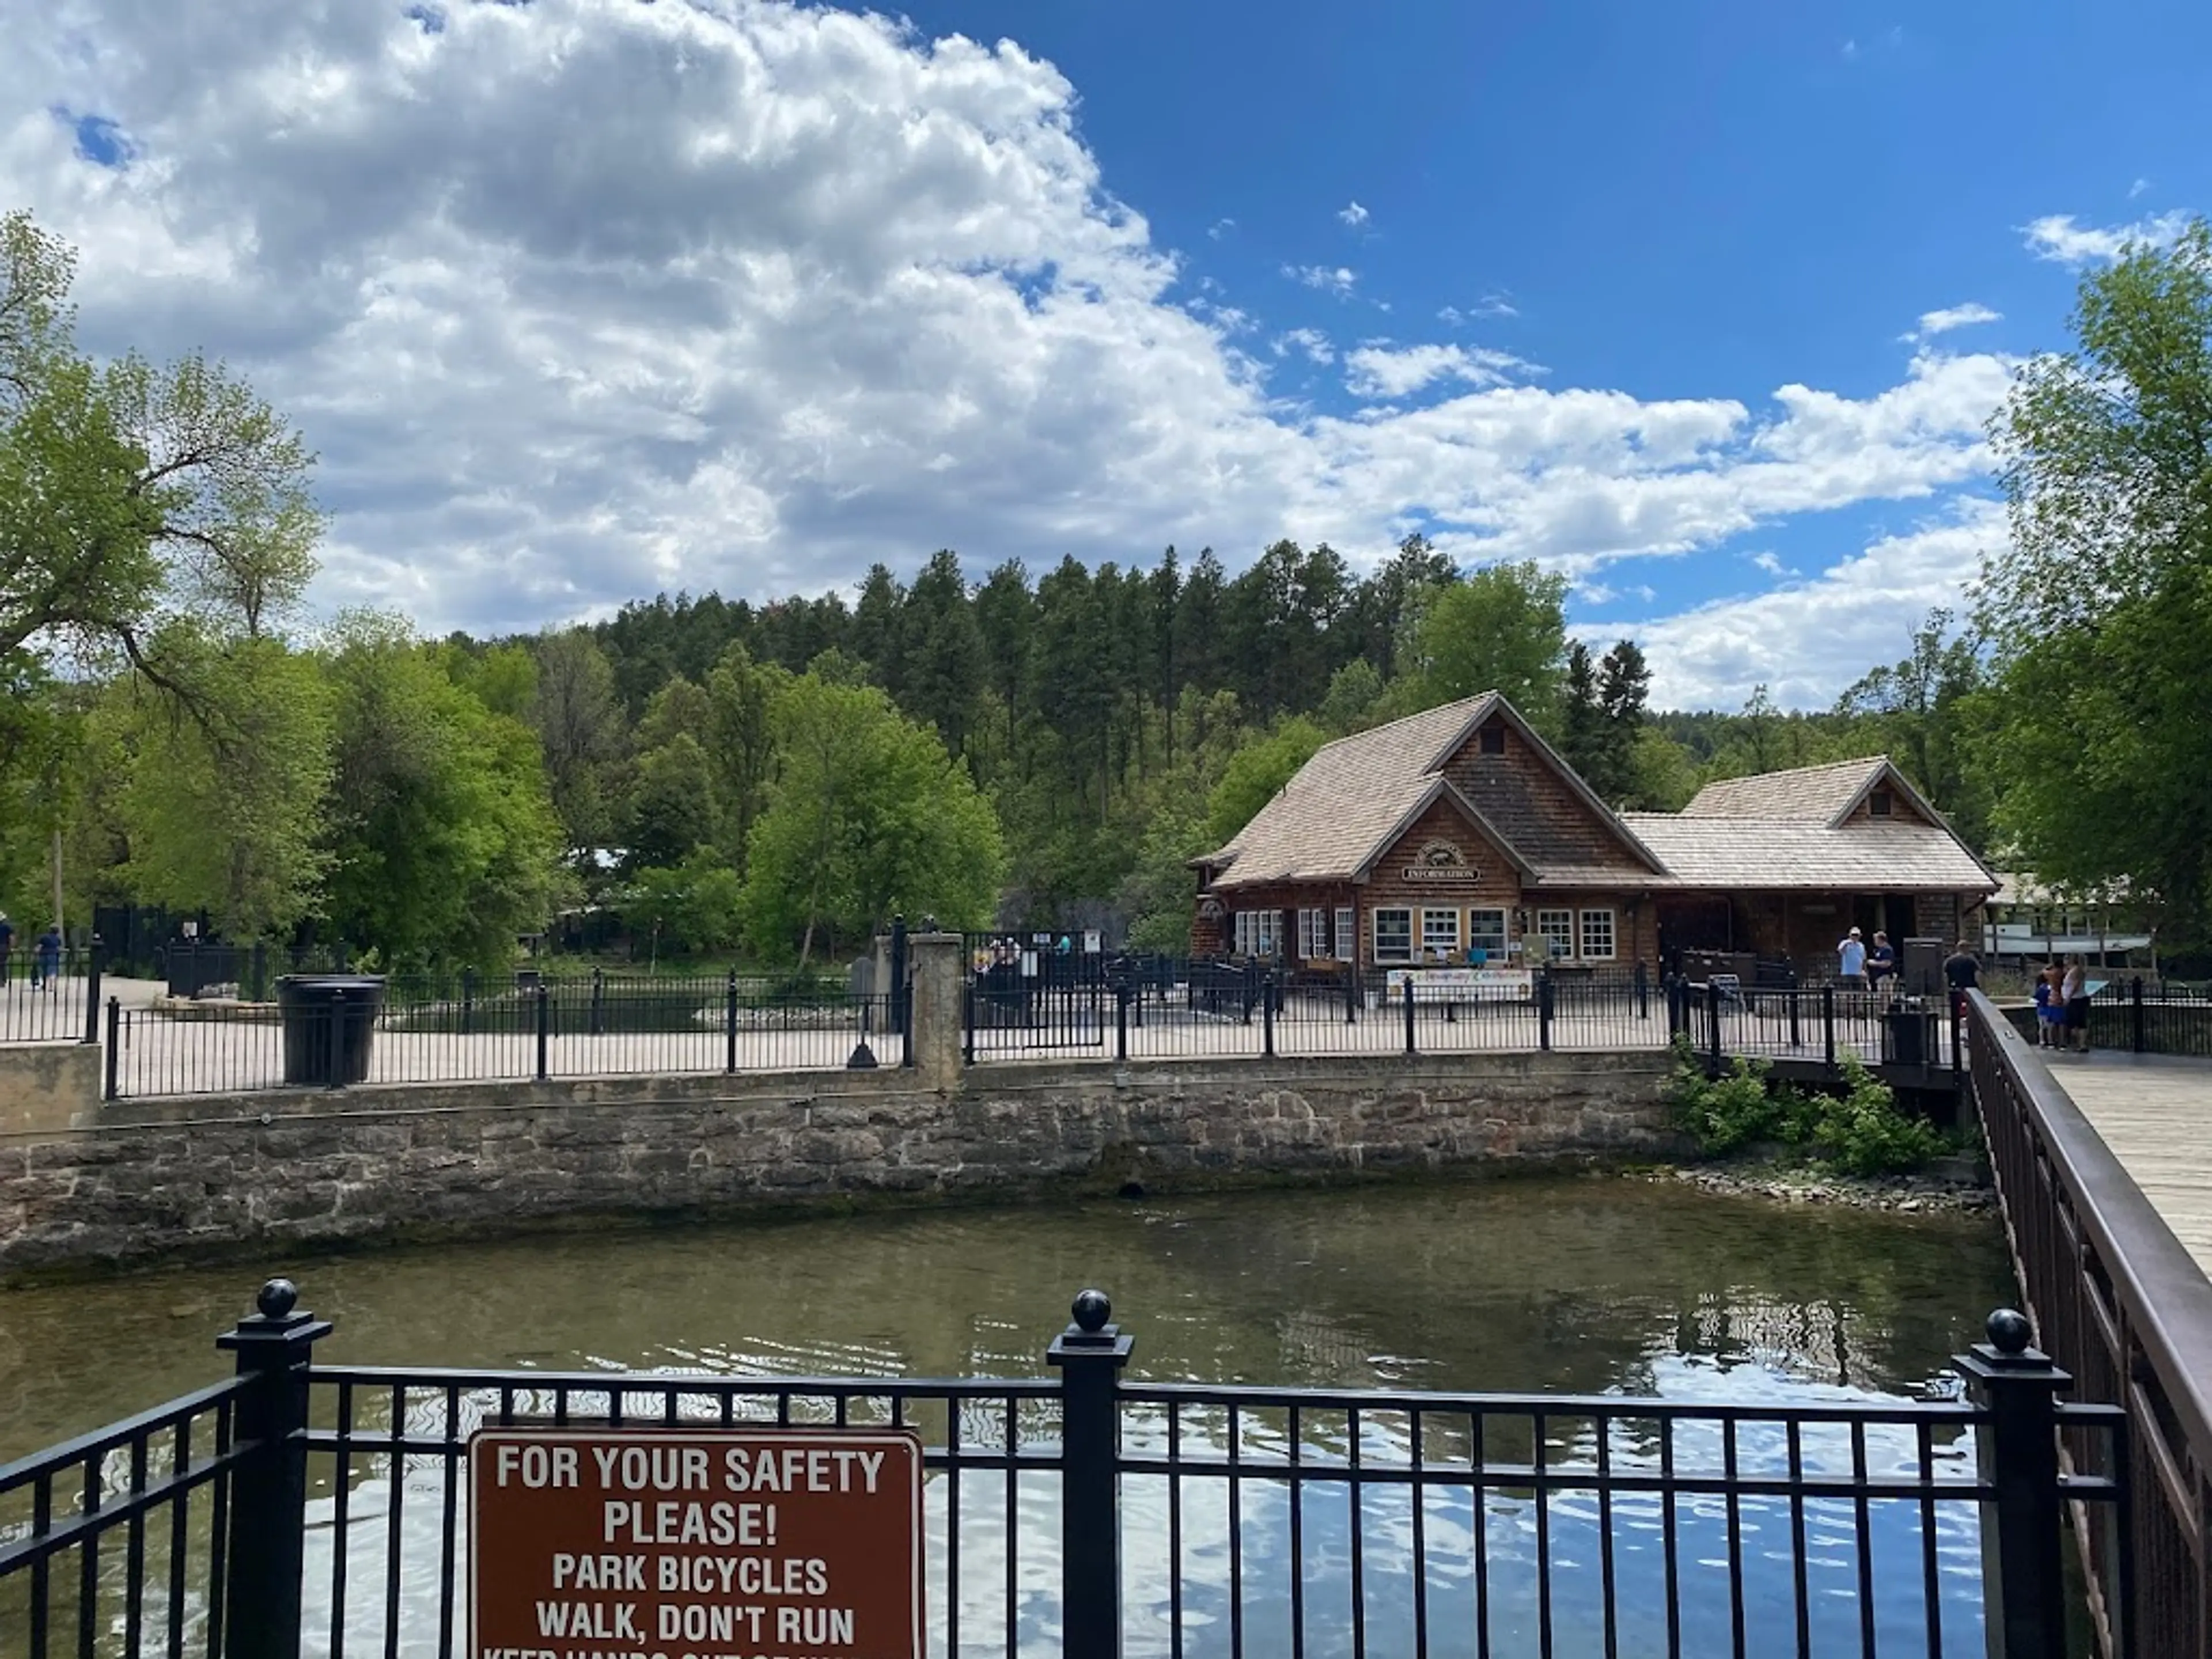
xmin=1955 ymin=1310 xmax=2070 ymax=1659
xmin=1702 ymin=980 xmax=1722 ymax=1074
xmin=82 ymin=933 xmax=103 ymax=1046
xmin=461 ymin=967 xmax=475 ymax=1038
xmin=1538 ymin=969 xmax=1554 ymax=1052
xmin=1403 ymin=975 xmax=1416 ymax=1055
xmin=1048 ymin=1290 xmax=1132 ymax=1659
xmin=1262 ymin=971 xmax=1277 ymax=1058
xmin=535 ymin=982 xmax=551 ymax=1081
xmin=325 ymin=989 xmax=346 ymax=1091
xmin=1634 ymin=959 xmax=1649 ymax=1021
xmin=104 ymin=997 xmax=120 ymax=1101
xmin=889 ymin=916 xmax=908 ymax=1037
xmin=217 ymin=1278 xmax=332 ymax=1659
xmin=1787 ymin=986 xmax=1802 ymax=1048
xmin=725 ymin=971 xmax=739 ymax=1074
xmin=250 ymin=941 xmax=269 ymax=1005
xmin=1345 ymin=963 xmax=1357 ymax=1025
xmin=2130 ymin=975 xmax=2145 ymax=1054
xmin=1821 ymin=984 xmax=1836 ymax=1073
xmin=589 ymin=967 xmax=605 ymax=1037
xmin=1115 ymin=980 xmax=1129 ymax=1063
xmin=963 ymin=982 xmax=976 ymax=1066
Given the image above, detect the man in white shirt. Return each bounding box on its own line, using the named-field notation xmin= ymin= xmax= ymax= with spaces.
xmin=1836 ymin=926 xmax=1868 ymax=987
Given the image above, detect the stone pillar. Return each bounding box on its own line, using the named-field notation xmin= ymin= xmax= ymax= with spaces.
xmin=908 ymin=932 xmax=965 ymax=1091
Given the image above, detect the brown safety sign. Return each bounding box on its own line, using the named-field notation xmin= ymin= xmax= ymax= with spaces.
xmin=469 ymin=1427 xmax=923 ymax=1659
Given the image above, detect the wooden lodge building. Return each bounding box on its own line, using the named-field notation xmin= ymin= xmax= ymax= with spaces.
xmin=1188 ymin=692 xmax=1998 ymax=983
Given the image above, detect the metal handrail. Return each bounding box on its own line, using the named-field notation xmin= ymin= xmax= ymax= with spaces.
xmin=1968 ymin=990 xmax=2212 ymax=1460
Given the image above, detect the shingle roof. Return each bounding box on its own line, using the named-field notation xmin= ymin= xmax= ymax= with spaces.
xmin=1620 ymin=815 xmax=1998 ymax=892
xmin=1680 ymin=756 xmax=1892 ymax=824
xmin=1200 ymin=702 xmax=1995 ymax=898
xmin=1202 ymin=696 xmax=1503 ymax=889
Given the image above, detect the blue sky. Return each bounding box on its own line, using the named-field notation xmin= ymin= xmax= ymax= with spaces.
xmin=4 ymin=0 xmax=2206 ymax=705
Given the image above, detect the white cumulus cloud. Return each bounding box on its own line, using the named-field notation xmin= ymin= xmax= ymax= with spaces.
xmin=1284 ymin=263 xmax=1359 ymax=296
xmin=0 ymin=0 xmax=2025 ymax=705
xmin=1343 ymin=343 xmax=1542 ymax=400
xmin=1337 ymin=200 xmax=1369 ymax=228
xmin=1603 ymin=498 xmax=2008 ymax=709
xmin=1910 ymin=302 xmax=2001 ymax=339
xmin=1274 ymin=328 xmax=1334 ymax=365
xmin=2022 ymin=211 xmax=2192 ymax=264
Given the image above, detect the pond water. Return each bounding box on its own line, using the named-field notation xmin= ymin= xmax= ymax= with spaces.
xmin=0 ymin=1175 xmax=2016 ymax=1656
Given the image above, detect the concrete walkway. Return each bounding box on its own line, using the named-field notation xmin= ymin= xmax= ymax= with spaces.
xmin=2043 ymin=1048 xmax=2212 ymax=1279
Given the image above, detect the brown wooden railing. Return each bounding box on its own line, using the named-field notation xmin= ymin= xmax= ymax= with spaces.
xmin=1967 ymin=988 xmax=2212 ymax=1657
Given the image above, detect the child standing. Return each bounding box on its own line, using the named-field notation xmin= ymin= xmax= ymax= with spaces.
xmin=2032 ymin=965 xmax=2059 ymax=1047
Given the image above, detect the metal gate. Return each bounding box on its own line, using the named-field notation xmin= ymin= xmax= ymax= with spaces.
xmin=963 ymin=930 xmax=1108 ymax=1058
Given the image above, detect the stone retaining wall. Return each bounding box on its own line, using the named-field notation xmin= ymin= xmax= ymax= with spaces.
xmin=0 ymin=1051 xmax=1672 ymax=1274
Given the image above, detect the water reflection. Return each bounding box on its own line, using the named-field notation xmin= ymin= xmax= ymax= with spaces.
xmin=0 ymin=1177 xmax=2012 ymax=1656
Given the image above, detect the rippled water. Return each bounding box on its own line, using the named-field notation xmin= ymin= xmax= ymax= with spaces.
xmin=0 ymin=1176 xmax=2014 ymax=1656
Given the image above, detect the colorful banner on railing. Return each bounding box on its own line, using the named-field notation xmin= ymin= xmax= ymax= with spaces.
xmin=1384 ymin=967 xmax=1535 ymax=1003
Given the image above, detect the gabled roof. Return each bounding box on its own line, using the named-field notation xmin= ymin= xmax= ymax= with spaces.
xmin=1199 ymin=692 xmax=1661 ymax=892
xmin=1621 ymin=815 xmax=2000 ymax=895
xmin=1680 ymin=755 xmax=1945 ymax=830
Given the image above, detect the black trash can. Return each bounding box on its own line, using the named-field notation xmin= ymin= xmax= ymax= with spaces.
xmin=277 ymin=974 xmax=387 ymax=1085
xmin=1885 ymin=1002 xmax=1927 ymax=1067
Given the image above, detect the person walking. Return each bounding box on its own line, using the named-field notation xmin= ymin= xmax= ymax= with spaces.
xmin=1942 ymin=938 xmax=1980 ymax=1050
xmin=2061 ymin=955 xmax=2091 ymax=1054
xmin=1836 ymin=926 xmax=1868 ymax=988
xmin=32 ymin=925 xmax=61 ymax=992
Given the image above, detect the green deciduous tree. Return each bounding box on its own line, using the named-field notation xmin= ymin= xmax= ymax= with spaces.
xmin=1 ymin=211 xmax=320 ymax=680
xmin=1983 ymin=220 xmax=2212 ymax=941
xmin=742 ymin=672 xmax=1006 ymax=967
xmin=115 ymin=631 xmax=333 ymax=938
xmin=321 ymin=616 xmax=566 ymax=968
xmin=1204 ymin=716 xmax=1330 ymax=850
xmin=1403 ymin=560 xmax=1570 ymax=722
xmin=1836 ymin=608 xmax=1990 ymax=846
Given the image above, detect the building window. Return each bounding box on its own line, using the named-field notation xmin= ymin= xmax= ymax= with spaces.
xmin=1298 ymin=907 xmax=1328 ymax=960
xmin=1579 ymin=908 xmax=1616 ymax=961
xmin=1479 ymin=725 xmax=1507 ymax=755
xmin=1373 ymin=908 xmax=1413 ymax=963
xmin=1870 ymin=789 xmax=1893 ymax=817
xmin=1536 ymin=908 xmax=1575 ymax=959
xmin=1421 ymin=908 xmax=1460 ymax=959
xmin=1335 ymin=907 xmax=1354 ymax=961
xmin=1468 ymin=908 xmax=1508 ymax=956
xmin=1234 ymin=910 xmax=1281 ymax=957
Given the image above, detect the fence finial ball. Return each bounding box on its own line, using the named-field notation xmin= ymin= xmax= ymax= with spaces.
xmin=257 ymin=1278 xmax=299 ymax=1320
xmin=1072 ymin=1289 xmax=1112 ymax=1333
xmin=1986 ymin=1308 xmax=2033 ymax=1354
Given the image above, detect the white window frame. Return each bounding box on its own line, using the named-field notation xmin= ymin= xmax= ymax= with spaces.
xmin=1335 ymin=907 xmax=1354 ymax=962
xmin=1373 ymin=908 xmax=1414 ymax=964
xmin=1298 ymin=907 xmax=1326 ymax=960
xmin=1235 ymin=911 xmax=1279 ymax=957
xmin=1467 ymin=908 xmax=1508 ymax=956
xmin=1536 ymin=908 xmax=1575 ymax=960
xmin=1579 ymin=907 xmax=1617 ymax=961
xmin=1421 ymin=908 xmax=1460 ymax=960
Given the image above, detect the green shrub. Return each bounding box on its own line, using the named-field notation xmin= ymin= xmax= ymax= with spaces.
xmin=1666 ymin=1039 xmax=1942 ymax=1175
xmin=1808 ymin=1056 xmax=1946 ymax=1176
xmin=1666 ymin=1040 xmax=1783 ymax=1154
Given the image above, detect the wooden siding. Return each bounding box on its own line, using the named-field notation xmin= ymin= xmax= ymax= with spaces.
xmin=1437 ymin=719 xmax=1653 ymax=876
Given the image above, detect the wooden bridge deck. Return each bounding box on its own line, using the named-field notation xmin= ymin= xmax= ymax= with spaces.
xmin=2044 ymin=1050 xmax=2212 ymax=1281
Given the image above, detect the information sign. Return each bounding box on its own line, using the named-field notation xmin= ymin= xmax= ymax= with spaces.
xmin=1385 ymin=967 xmax=1534 ymax=1002
xmin=470 ymin=1427 xmax=923 ymax=1659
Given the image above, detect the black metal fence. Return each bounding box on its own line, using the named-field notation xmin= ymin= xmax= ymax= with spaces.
xmin=0 ymin=1280 xmax=2128 ymax=1659
xmin=967 ymin=959 xmax=1672 ymax=1064
xmin=2089 ymin=976 xmax=2212 ymax=1058
xmin=1965 ymin=989 xmax=2212 ymax=1658
xmin=1671 ymin=980 xmax=1964 ymax=1077
xmin=101 ymin=974 xmax=907 ymax=1100
xmin=0 ymin=945 xmax=103 ymax=1047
